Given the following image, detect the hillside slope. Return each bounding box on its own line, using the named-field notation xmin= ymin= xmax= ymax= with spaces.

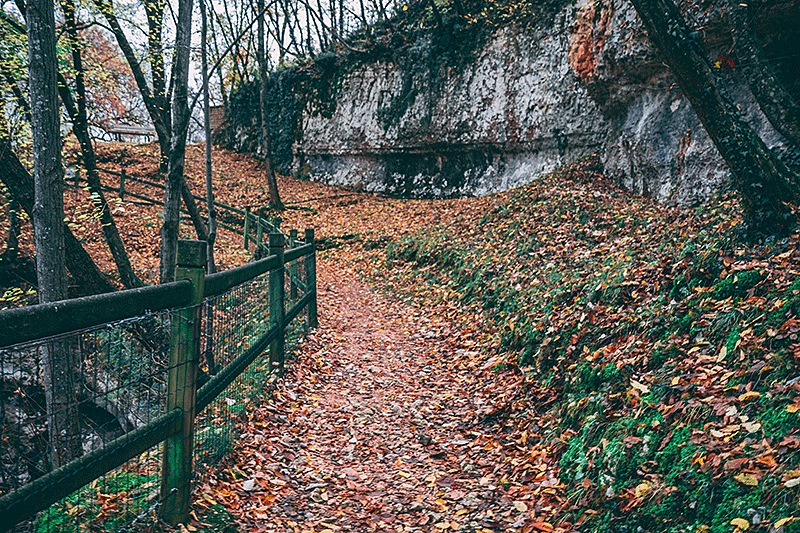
xmin=378 ymin=155 xmax=800 ymax=532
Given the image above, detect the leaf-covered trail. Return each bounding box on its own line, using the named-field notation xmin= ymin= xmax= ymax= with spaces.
xmin=210 ymin=257 xmax=562 ymax=533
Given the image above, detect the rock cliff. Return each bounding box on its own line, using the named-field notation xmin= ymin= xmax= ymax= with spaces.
xmin=236 ymin=0 xmax=799 ymax=204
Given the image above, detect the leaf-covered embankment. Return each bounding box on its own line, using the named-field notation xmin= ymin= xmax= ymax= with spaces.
xmin=380 ymin=154 xmax=800 ymax=532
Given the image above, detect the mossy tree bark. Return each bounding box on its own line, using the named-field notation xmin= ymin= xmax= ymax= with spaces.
xmin=59 ymin=0 xmax=143 ymax=289
xmin=0 ymin=139 xmax=118 ymax=295
xmin=629 ymin=0 xmax=800 ymax=237
xmin=26 ymin=0 xmax=82 ymax=468
xmin=159 ymin=0 xmax=194 ymax=284
xmin=93 ymin=0 xmax=209 ymax=243
xmin=726 ymin=0 xmax=800 ymax=149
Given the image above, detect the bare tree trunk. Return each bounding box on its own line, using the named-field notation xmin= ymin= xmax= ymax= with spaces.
xmin=727 ymin=0 xmax=800 ymax=149
xmin=160 ymin=0 xmax=194 ymax=283
xmin=26 ymin=0 xmax=81 ymax=468
xmin=628 ymin=0 xmax=800 ymax=237
xmin=201 ymin=0 xmax=217 ymax=274
xmin=0 ymin=139 xmax=117 ymax=295
xmin=93 ymin=0 xmax=208 ymax=243
xmin=258 ymin=0 xmax=284 ymax=211
xmin=59 ymin=0 xmax=143 ymax=289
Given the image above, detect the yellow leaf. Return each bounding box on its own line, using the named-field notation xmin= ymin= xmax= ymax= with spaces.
xmin=630 ymin=379 xmax=650 ymax=394
xmin=775 ymin=517 xmax=796 ymax=528
xmin=786 ymin=404 xmax=800 ymax=413
xmin=634 ymin=481 xmax=652 ymax=498
xmin=397 ymin=471 xmax=412 ymax=479
xmin=671 ymin=376 xmax=681 ymax=386
xmin=513 ymin=501 xmax=528 ymax=512
xmin=784 ymin=477 xmax=800 ymax=488
xmin=742 ymin=421 xmax=761 ymax=433
xmin=716 ymin=345 xmax=728 ymax=362
xmin=734 ymin=473 xmax=759 ymax=486
xmin=730 ymin=518 xmax=749 ymax=530
xmin=737 ymin=391 xmax=761 ymax=402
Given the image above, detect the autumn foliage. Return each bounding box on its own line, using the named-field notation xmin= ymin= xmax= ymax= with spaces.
xmin=1 ymin=145 xmax=799 ymax=532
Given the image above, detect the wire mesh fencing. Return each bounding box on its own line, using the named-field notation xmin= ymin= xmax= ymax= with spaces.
xmin=0 ymin=309 xmax=178 ymax=532
xmin=194 ymin=270 xmax=273 ymax=477
xmin=0 ymin=234 xmax=317 ymax=532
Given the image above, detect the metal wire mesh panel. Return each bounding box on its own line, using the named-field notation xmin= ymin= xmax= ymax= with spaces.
xmin=0 ymin=242 xmax=316 ymax=531
xmin=0 ymin=310 xmax=177 ymax=531
xmin=195 ymin=272 xmax=272 ymax=476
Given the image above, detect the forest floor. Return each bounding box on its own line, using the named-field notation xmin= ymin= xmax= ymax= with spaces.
xmin=2 ymin=142 xmax=799 ymax=533
xmin=196 ymin=255 xmax=562 ymax=533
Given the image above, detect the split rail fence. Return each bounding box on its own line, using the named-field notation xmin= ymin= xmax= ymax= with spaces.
xmin=68 ymin=164 xmax=278 ymax=250
xmin=0 ymin=230 xmax=317 ymax=531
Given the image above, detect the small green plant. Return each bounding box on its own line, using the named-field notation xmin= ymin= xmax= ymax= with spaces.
xmin=34 ymin=472 xmax=158 ymax=533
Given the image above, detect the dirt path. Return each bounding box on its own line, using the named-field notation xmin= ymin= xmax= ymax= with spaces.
xmin=211 ymin=258 xmax=562 ymax=533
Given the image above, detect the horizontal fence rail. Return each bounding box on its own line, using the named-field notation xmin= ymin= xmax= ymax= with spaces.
xmin=0 ymin=229 xmax=317 ymax=531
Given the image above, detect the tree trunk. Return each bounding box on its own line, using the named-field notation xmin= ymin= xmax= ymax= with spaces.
xmin=726 ymin=0 xmax=800 ymax=149
xmin=0 ymin=139 xmax=117 ymax=295
xmin=257 ymin=0 xmax=284 ymax=211
xmin=159 ymin=0 xmax=194 ymax=284
xmin=201 ymin=0 xmax=217 ymax=275
xmin=59 ymin=0 xmax=143 ymax=289
xmin=628 ymin=0 xmax=800 ymax=237
xmin=26 ymin=0 xmax=82 ymax=468
xmin=92 ymin=0 xmax=209 ymax=243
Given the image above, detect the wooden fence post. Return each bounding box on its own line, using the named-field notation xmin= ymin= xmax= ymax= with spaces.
xmin=256 ymin=212 xmax=264 ymax=249
xmin=289 ymin=229 xmax=298 ymax=301
xmin=160 ymin=240 xmax=206 ymax=525
xmin=243 ymin=207 xmax=251 ymax=250
xmin=269 ymin=232 xmax=285 ymax=371
xmin=304 ymin=228 xmax=318 ymax=328
xmin=119 ymin=169 xmax=126 ymax=201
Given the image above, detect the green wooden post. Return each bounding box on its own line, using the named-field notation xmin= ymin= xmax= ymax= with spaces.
xmin=243 ymin=207 xmax=251 ymax=250
xmin=289 ymin=229 xmax=298 ymax=301
xmin=119 ymin=169 xmax=126 ymax=201
xmin=304 ymin=228 xmax=318 ymax=328
xmin=269 ymin=232 xmax=285 ymax=371
xmin=160 ymin=240 xmax=205 ymax=525
xmin=256 ymin=212 xmax=264 ymax=249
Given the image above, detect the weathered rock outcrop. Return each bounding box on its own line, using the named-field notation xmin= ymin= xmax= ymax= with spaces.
xmin=283 ymin=0 xmax=799 ymax=203
xmin=296 ymin=20 xmax=609 ymax=197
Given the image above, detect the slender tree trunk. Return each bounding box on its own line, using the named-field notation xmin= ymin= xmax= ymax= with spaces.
xmin=160 ymin=0 xmax=194 ymax=284
xmin=201 ymin=0 xmax=217 ymax=376
xmin=0 ymin=139 xmax=117 ymax=295
xmin=257 ymin=0 xmax=284 ymax=211
xmin=201 ymin=0 xmax=217 ymax=274
xmin=628 ymin=0 xmax=800 ymax=236
xmin=93 ymin=0 xmax=208 ymax=243
xmin=726 ymin=0 xmax=800 ymax=149
xmin=26 ymin=0 xmax=81 ymax=468
xmin=59 ymin=0 xmax=143 ymax=288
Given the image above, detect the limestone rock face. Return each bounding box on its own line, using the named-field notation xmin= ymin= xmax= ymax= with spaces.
xmin=296 ymin=22 xmax=609 ymax=198
xmin=291 ymin=0 xmax=798 ymax=203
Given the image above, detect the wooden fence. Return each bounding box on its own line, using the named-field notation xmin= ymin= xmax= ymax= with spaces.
xmin=68 ymin=164 xmax=278 ymax=248
xmin=0 ymin=232 xmax=317 ymax=530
